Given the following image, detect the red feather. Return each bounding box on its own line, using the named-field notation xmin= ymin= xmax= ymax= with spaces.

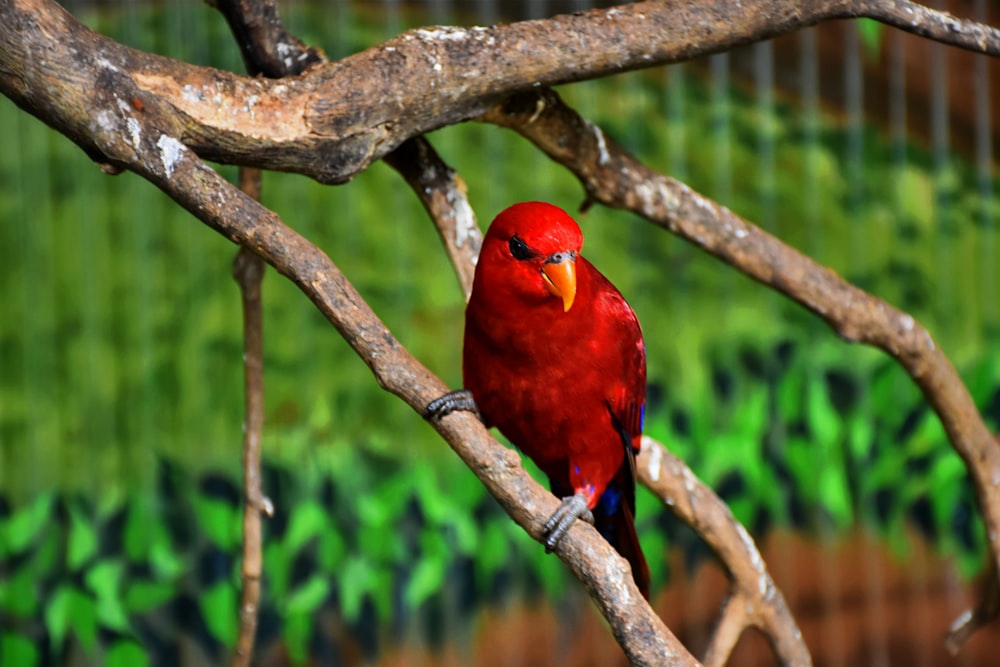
xmin=463 ymin=201 xmax=649 ymax=598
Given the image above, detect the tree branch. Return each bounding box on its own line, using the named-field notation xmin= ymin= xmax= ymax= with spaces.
xmin=480 ymin=86 xmax=1000 ymax=652
xmin=637 ymin=438 xmax=809 ymax=666
xmin=232 ymin=230 xmax=269 ymax=667
xmin=2 ymin=0 xmax=997 ymax=186
xmin=207 ymin=0 xmax=324 ymax=78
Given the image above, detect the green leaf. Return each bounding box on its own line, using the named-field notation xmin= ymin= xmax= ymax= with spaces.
xmin=307 ymin=395 xmax=332 ymax=431
xmin=123 ymin=498 xmax=155 ymax=561
xmin=1 ymin=493 xmax=54 ymax=554
xmin=775 ymin=368 xmax=805 ymax=426
xmin=123 ymin=580 xmax=175 ymax=614
xmin=818 ymin=466 xmax=853 ymax=529
xmin=475 ymin=520 xmax=510 ymax=589
xmin=282 ymin=611 xmax=312 ymax=666
xmin=446 ymin=511 xmax=478 ymax=556
xmin=284 ymin=500 xmax=328 ymax=554
xmin=148 ymin=533 xmax=184 ymax=579
xmin=0 ymin=565 xmax=39 ymax=617
xmin=105 ymin=640 xmax=151 ymax=667
xmin=846 ymin=415 xmax=873 ymax=461
xmin=411 ymin=461 xmax=453 ymax=526
xmin=264 ymin=541 xmax=291 ymax=601
xmin=338 ymin=556 xmax=373 ymax=623
xmin=806 ymin=378 xmax=840 ymax=448
xmin=727 ymin=497 xmax=755 ymax=527
xmin=534 ymin=547 xmax=567 ymax=599
xmin=199 ymin=582 xmax=238 ymax=648
xmin=285 ymin=575 xmax=330 ymax=615
xmin=317 ymin=529 xmax=346 ymax=572
xmin=857 ymin=18 xmax=884 ymax=58
xmin=45 ymin=585 xmax=98 ymax=652
xmin=783 ymin=436 xmax=817 ymax=503
xmin=404 ymin=556 xmax=444 ymax=609
xmin=1 ymin=633 xmax=39 ymax=667
xmin=192 ymin=496 xmax=240 ymax=551
xmin=357 ymin=519 xmax=404 ymax=563
xmin=894 ymin=165 xmax=935 ymax=231
xmin=67 ymin=503 xmax=99 ymax=570
xmin=638 ymin=528 xmax=667 ymax=588
xmin=85 ymin=560 xmax=129 ymax=631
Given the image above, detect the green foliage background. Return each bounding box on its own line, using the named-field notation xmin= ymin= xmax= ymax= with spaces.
xmin=1 ymin=2 xmax=998 ymax=664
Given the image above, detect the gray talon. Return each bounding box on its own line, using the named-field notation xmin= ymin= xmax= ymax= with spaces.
xmin=423 ymin=389 xmax=481 ymax=421
xmin=542 ymin=492 xmax=594 ymax=552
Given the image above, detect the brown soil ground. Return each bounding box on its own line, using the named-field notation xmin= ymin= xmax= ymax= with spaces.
xmin=363 ymin=531 xmax=999 ymax=667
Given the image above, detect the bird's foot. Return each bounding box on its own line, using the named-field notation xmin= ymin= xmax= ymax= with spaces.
xmin=423 ymin=389 xmax=482 ymax=422
xmin=542 ymin=492 xmax=594 ymax=553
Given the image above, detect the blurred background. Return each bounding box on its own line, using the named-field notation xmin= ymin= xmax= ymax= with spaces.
xmin=1 ymin=0 xmax=999 ymax=665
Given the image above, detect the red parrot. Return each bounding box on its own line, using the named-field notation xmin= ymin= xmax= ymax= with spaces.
xmin=426 ymin=201 xmax=650 ymax=599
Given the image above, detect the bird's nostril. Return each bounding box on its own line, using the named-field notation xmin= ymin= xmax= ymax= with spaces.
xmin=546 ymin=251 xmax=575 ymax=265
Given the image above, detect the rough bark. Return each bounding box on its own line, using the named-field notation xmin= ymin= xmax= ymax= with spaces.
xmin=2 ymin=0 xmax=999 ymax=663
xmin=1 ymin=0 xmax=997 ymax=184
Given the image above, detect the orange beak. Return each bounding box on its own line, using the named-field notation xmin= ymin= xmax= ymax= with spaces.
xmin=541 ymin=254 xmax=577 ymax=312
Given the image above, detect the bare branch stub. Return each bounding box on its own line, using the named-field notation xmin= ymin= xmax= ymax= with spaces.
xmin=481 ymin=86 xmax=1000 ymax=650
xmin=210 ymin=0 xmax=324 ymax=78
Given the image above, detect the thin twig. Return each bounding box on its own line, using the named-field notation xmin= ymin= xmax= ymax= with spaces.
xmin=232 ymin=198 xmax=269 ymax=667
xmin=208 ymin=0 xmax=323 ymax=662
xmin=859 ymin=0 xmax=1000 ymax=55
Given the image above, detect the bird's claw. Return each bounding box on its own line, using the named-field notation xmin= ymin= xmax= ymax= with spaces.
xmin=423 ymin=389 xmax=482 ymax=422
xmin=542 ymin=492 xmax=594 ymax=553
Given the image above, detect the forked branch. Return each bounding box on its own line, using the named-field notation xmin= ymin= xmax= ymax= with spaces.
xmin=480 ymin=86 xmax=1000 ymax=654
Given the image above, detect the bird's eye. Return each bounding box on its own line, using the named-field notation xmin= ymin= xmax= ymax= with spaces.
xmin=508 ymin=234 xmax=532 ymax=260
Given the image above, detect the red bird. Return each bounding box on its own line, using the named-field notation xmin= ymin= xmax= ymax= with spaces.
xmin=426 ymin=201 xmax=649 ymax=598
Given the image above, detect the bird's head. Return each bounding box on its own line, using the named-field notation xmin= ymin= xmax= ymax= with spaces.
xmin=478 ymin=201 xmax=582 ymax=312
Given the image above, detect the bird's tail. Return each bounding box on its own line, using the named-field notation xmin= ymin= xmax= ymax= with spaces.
xmin=595 ymin=494 xmax=650 ymax=600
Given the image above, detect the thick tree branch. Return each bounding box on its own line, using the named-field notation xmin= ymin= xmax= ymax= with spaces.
xmin=207 ymin=0 xmax=324 ymax=78
xmin=480 ymin=86 xmax=1000 ymax=651
xmin=1 ymin=0 xmax=997 ymax=186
